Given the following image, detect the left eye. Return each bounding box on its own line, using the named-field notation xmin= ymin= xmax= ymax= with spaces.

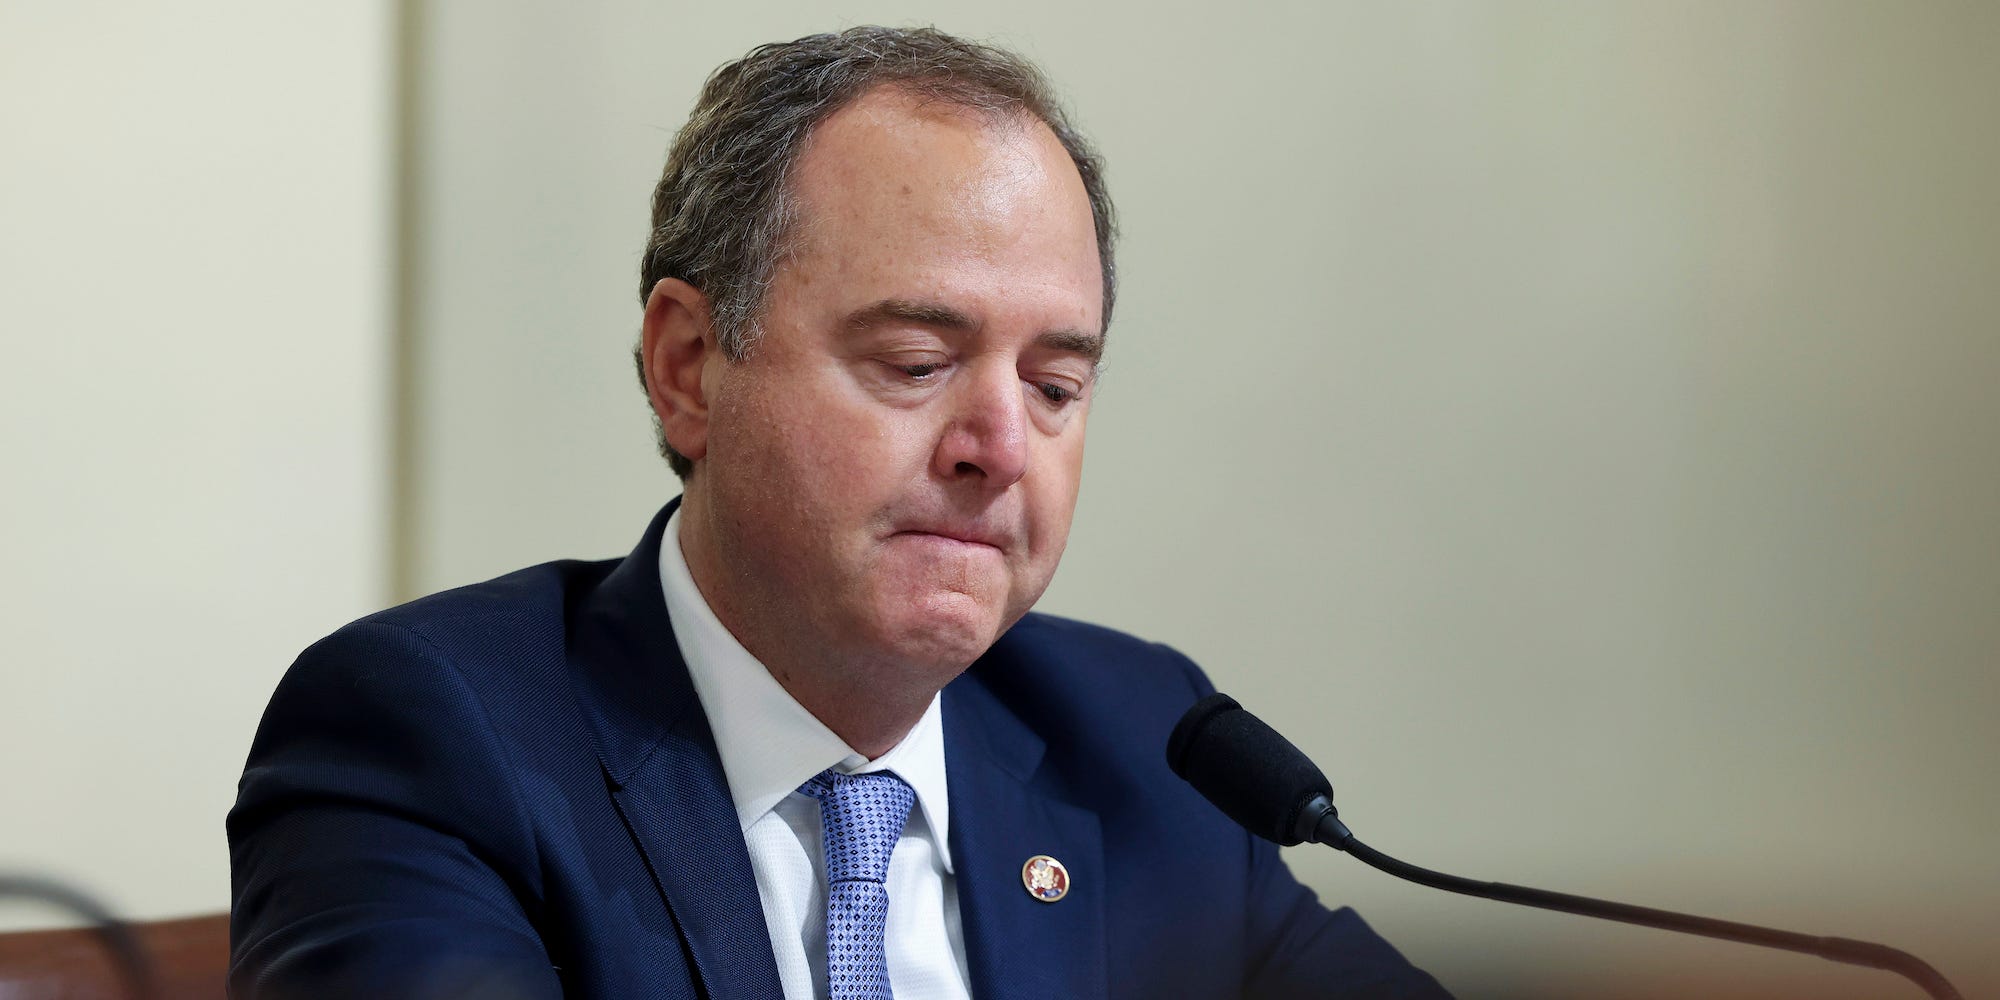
xmin=1034 ymin=382 xmax=1073 ymax=404
xmin=898 ymin=363 xmax=944 ymax=379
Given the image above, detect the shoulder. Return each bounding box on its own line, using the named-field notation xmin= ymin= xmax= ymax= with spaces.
xmin=255 ymin=557 xmax=627 ymax=772
xmin=237 ymin=555 xmax=636 ymax=855
xmin=353 ymin=558 xmax=617 ymax=656
xmin=277 ymin=557 xmax=619 ymax=698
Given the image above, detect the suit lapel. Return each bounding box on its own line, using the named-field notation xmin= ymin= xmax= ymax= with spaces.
xmin=608 ymin=737 xmax=783 ymax=1000
xmin=574 ymin=502 xmax=1112 ymax=999
xmin=569 ymin=500 xmax=784 ymax=1000
xmin=945 ymin=671 xmax=1107 ymax=1000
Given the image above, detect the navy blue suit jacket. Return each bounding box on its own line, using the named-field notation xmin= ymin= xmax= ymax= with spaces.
xmin=229 ymin=503 xmax=1450 ymax=998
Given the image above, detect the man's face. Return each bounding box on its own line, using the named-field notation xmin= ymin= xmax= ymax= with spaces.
xmin=691 ymin=87 xmax=1103 ymax=680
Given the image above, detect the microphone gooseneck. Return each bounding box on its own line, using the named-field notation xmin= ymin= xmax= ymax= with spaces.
xmin=1166 ymin=694 xmax=1964 ymax=1000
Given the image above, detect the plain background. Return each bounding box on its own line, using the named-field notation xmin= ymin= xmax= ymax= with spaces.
xmin=5 ymin=3 xmax=1995 ymax=998
xmin=1 ymin=0 xmax=395 ymax=942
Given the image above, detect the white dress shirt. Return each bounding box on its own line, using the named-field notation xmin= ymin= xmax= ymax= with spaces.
xmin=658 ymin=508 xmax=973 ymax=1000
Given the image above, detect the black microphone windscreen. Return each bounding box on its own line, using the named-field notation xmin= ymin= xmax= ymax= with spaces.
xmin=1167 ymin=693 xmax=1333 ymax=846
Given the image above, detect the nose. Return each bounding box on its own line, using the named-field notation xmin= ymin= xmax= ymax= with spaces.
xmin=931 ymin=364 xmax=1029 ymax=488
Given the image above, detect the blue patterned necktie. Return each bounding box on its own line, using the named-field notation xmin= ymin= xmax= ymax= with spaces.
xmin=799 ymin=768 xmax=916 ymax=1000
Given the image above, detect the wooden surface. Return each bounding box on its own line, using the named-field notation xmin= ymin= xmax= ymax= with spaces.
xmin=0 ymin=914 xmax=227 ymax=1000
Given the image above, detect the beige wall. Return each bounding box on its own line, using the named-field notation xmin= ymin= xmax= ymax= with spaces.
xmin=403 ymin=3 xmax=1996 ymax=997
xmin=5 ymin=3 xmax=1994 ymax=998
xmin=0 ymin=2 xmax=394 ymax=929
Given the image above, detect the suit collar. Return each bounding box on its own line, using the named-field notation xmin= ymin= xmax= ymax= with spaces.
xmin=567 ymin=498 xmax=785 ymax=1000
xmin=945 ymin=641 xmax=1108 ymax=1000
xmin=571 ymin=501 xmax=1108 ymax=1000
xmin=655 ymin=505 xmax=955 ymax=869
xmin=568 ymin=498 xmax=692 ymax=785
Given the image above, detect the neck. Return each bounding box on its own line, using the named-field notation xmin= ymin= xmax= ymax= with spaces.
xmin=675 ymin=493 xmax=936 ymax=759
xmin=756 ymin=658 xmax=933 ymax=760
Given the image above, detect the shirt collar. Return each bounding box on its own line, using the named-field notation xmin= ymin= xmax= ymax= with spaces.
xmin=657 ymin=506 xmax=953 ymax=870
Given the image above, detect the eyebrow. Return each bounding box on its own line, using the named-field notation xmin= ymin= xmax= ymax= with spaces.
xmin=842 ymin=298 xmax=1105 ymax=366
xmin=1035 ymin=328 xmax=1105 ymax=366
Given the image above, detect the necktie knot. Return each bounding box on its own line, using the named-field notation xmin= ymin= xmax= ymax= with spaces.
xmin=799 ymin=769 xmax=915 ymax=885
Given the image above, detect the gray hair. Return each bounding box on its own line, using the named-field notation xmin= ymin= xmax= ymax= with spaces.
xmin=635 ymin=25 xmax=1118 ymax=478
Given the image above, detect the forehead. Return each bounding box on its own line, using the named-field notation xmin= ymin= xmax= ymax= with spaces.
xmin=794 ymin=86 xmax=1045 ymax=205
xmin=777 ymin=86 xmax=1101 ymax=322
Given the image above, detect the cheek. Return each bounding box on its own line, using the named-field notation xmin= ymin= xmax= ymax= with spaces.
xmin=713 ymin=366 xmax=927 ymax=524
xmin=716 ymin=366 xmax=837 ymax=474
xmin=707 ymin=376 xmax=835 ymax=547
xmin=1029 ymin=427 xmax=1088 ymax=544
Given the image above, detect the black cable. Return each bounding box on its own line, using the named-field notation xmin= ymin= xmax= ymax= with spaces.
xmin=0 ymin=873 xmax=159 ymax=1000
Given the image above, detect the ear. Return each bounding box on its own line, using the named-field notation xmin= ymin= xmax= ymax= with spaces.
xmin=640 ymin=278 xmax=720 ymax=466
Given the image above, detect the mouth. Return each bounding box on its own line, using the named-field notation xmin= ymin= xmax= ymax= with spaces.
xmin=893 ymin=527 xmax=1008 ymax=551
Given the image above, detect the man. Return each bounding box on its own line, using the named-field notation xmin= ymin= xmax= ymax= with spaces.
xmin=229 ymin=26 xmax=1451 ymax=999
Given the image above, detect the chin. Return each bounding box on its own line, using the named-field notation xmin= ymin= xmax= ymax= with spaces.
xmin=872 ymin=591 xmax=1004 ymax=673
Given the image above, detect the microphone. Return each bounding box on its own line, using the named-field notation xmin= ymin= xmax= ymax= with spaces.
xmin=1167 ymin=693 xmax=1964 ymax=1000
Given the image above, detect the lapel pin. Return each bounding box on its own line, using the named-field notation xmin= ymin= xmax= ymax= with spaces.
xmin=1021 ymin=854 xmax=1069 ymax=903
